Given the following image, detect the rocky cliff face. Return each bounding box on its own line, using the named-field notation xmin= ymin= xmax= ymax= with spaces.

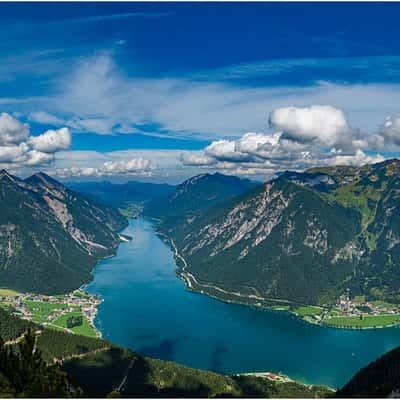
xmin=0 ymin=170 xmax=127 ymax=294
xmin=160 ymin=159 xmax=400 ymax=305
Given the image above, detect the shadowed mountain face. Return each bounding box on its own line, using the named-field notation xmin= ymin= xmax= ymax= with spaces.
xmin=145 ymin=172 xmax=260 ymax=219
xmin=158 ymin=159 xmax=400 ymax=305
xmin=336 ymin=345 xmax=400 ymax=398
xmin=0 ymin=170 xmax=127 ymax=294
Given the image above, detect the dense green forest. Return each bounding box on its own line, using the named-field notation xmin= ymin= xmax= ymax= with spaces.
xmin=0 ymin=330 xmax=69 ymax=397
xmin=336 ymin=345 xmax=400 ymax=398
xmin=145 ymin=172 xmax=260 ymax=219
xmin=0 ymin=171 xmax=127 ymax=294
xmin=159 ymin=159 xmax=400 ymax=306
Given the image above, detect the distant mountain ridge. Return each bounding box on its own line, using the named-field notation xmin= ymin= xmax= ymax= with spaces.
xmin=0 ymin=170 xmax=127 ymax=294
xmin=156 ymin=159 xmax=400 ymax=306
xmin=66 ymin=180 xmax=176 ymax=210
xmin=145 ymin=172 xmax=260 ymax=218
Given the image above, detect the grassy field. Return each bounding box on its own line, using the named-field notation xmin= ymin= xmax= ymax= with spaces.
xmin=52 ymin=311 xmax=97 ymax=338
xmin=292 ymin=305 xmax=323 ymax=316
xmin=369 ymin=300 xmax=399 ymax=309
xmin=0 ymin=288 xmax=19 ymax=297
xmin=323 ymin=314 xmax=400 ymax=328
xmin=25 ymin=300 xmax=69 ymax=324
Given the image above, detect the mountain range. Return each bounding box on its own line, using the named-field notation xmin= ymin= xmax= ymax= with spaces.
xmin=2 ymin=162 xmax=400 ymax=397
xmin=66 ymin=180 xmax=176 ymax=213
xmin=145 ymin=172 xmax=260 ymax=218
xmin=156 ymin=159 xmax=400 ymax=306
xmin=0 ymin=170 xmax=127 ymax=294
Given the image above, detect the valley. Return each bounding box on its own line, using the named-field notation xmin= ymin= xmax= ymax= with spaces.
xmin=2 ymin=164 xmax=400 ymax=396
xmin=84 ymin=218 xmax=400 ymax=389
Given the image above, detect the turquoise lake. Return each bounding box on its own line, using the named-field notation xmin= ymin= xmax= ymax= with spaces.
xmin=86 ymin=218 xmax=400 ymax=389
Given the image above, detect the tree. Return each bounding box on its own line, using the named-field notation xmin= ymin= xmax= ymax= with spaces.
xmin=0 ymin=330 xmax=69 ymax=397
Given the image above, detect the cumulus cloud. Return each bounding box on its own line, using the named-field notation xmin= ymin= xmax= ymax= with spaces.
xmin=102 ymin=158 xmax=153 ymax=175
xmin=269 ymin=105 xmax=352 ymax=147
xmin=182 ymin=105 xmax=390 ymax=178
xmin=0 ymin=112 xmax=71 ymax=169
xmin=56 ymin=158 xmax=154 ymax=178
xmin=382 ymin=116 xmax=400 ymax=145
xmin=29 ymin=127 xmax=71 ymax=153
xmin=0 ymin=112 xmax=30 ymax=145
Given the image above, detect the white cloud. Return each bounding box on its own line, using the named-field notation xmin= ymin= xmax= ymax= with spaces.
xmin=180 ymin=152 xmax=216 ymax=166
xmin=269 ymin=105 xmax=352 ymax=148
xmin=23 ymin=53 xmax=399 ymax=141
xmin=28 ymin=111 xmax=64 ymax=125
xmin=0 ymin=112 xmax=30 ymax=145
xmin=0 ymin=113 xmax=70 ymax=169
xmin=330 ymin=149 xmax=385 ymax=166
xmin=24 ymin=150 xmax=55 ymax=166
xmin=382 ymin=116 xmax=400 ymax=146
xmin=205 ymin=140 xmax=250 ymax=162
xmin=55 ymin=158 xmax=153 ymax=178
xmin=0 ymin=143 xmax=28 ymax=163
xmin=29 ymin=127 xmax=71 ymax=153
xmin=103 ymin=158 xmax=153 ymax=175
xmin=181 ymin=105 xmax=390 ymax=178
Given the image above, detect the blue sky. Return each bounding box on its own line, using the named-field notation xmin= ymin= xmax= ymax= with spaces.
xmin=1 ymin=2 xmax=400 ymax=182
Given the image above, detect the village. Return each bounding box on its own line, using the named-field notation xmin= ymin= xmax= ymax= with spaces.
xmin=292 ymin=293 xmax=400 ymax=329
xmin=0 ymin=288 xmax=101 ymax=338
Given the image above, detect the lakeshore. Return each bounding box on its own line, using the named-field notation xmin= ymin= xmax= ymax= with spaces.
xmin=83 ymin=218 xmax=400 ymax=389
xmin=157 ymin=230 xmax=400 ymax=330
xmin=0 ymin=288 xmax=101 ymax=338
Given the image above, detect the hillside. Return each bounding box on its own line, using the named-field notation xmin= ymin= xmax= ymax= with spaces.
xmin=145 ymin=172 xmax=260 ymax=219
xmin=0 ymin=308 xmax=330 ymax=398
xmin=336 ymin=345 xmax=400 ymax=398
xmin=157 ymin=159 xmax=400 ymax=307
xmin=0 ymin=170 xmax=127 ymax=294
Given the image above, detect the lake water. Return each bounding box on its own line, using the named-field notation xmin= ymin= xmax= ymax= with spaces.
xmin=86 ymin=218 xmax=400 ymax=389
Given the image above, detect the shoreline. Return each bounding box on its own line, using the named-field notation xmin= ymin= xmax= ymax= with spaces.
xmin=156 ymin=229 xmax=400 ymax=331
xmin=80 ymin=222 xmax=134 ymax=338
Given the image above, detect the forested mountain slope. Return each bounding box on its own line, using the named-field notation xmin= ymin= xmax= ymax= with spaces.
xmin=145 ymin=172 xmax=260 ymax=219
xmin=0 ymin=170 xmax=127 ymax=294
xmin=336 ymin=345 xmax=400 ymax=398
xmin=159 ymin=159 xmax=400 ymax=306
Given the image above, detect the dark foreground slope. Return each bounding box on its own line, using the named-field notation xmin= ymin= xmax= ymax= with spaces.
xmin=0 ymin=308 xmax=330 ymax=398
xmin=0 ymin=170 xmax=127 ymax=294
xmin=336 ymin=345 xmax=400 ymax=398
xmin=160 ymin=159 xmax=400 ymax=306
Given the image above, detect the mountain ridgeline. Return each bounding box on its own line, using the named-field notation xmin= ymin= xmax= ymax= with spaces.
xmin=66 ymin=180 xmax=176 ymax=210
xmin=145 ymin=172 xmax=260 ymax=219
xmin=156 ymin=159 xmax=400 ymax=306
xmin=0 ymin=170 xmax=127 ymax=294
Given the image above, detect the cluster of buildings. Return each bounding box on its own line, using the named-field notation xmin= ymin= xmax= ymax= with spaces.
xmin=334 ymin=294 xmax=399 ymax=317
xmin=0 ymin=290 xmax=101 ymax=335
